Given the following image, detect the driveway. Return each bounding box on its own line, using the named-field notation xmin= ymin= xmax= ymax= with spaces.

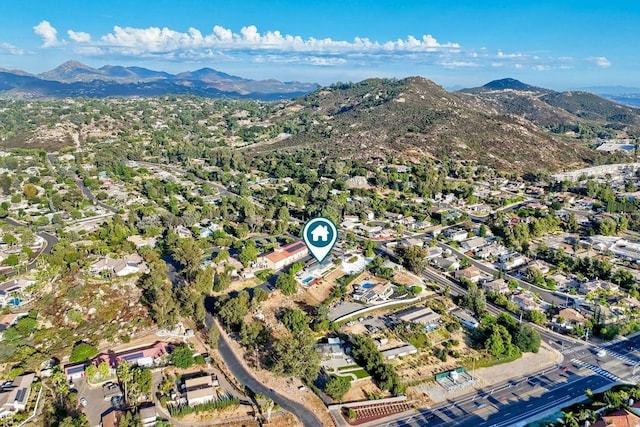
xmin=207 ymin=314 xmax=323 ymax=427
xmin=75 ymin=378 xmax=113 ymax=427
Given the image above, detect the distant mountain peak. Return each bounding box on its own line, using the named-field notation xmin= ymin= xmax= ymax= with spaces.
xmin=482 ymin=78 xmax=541 ymax=91
xmin=56 ymin=60 xmax=93 ymax=70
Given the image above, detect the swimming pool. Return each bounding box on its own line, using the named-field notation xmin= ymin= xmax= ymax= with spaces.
xmin=9 ymin=298 xmax=21 ymax=306
xmin=361 ymin=282 xmax=375 ymax=289
xmin=302 ymin=277 xmax=314 ymax=284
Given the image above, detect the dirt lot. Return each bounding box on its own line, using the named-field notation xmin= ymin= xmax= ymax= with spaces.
xmin=341 ymin=378 xmax=386 ymax=402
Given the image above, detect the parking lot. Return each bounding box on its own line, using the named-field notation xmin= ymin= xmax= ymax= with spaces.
xmin=74 ymin=378 xmax=123 ymax=426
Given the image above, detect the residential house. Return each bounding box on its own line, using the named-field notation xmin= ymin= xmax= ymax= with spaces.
xmin=101 ymin=410 xmax=124 ymax=427
xmin=90 ymin=254 xmax=148 ymax=277
xmin=426 ymin=247 xmax=443 ymax=260
xmin=352 ymin=282 xmax=394 ymax=303
xmin=482 ymin=279 xmax=509 ymax=295
xmin=554 ymin=308 xmax=587 ymax=330
xmin=174 ymin=225 xmax=193 ymax=239
xmin=64 ymin=363 xmax=86 ymax=380
xmin=431 ymin=256 xmax=460 ymax=271
xmin=0 ymin=279 xmax=35 ymax=307
xmin=579 ymin=280 xmax=619 ymax=295
xmin=451 ymin=308 xmax=479 ymax=328
xmin=358 ymin=225 xmax=383 ymax=235
xmin=475 ymin=243 xmax=509 ymax=260
xmin=392 ymin=306 xmax=441 ymax=330
xmin=381 ymin=344 xmax=418 ymax=360
xmin=258 ymin=241 xmax=309 ymax=271
xmin=0 ymin=313 xmax=28 ymax=341
xmin=461 ymin=237 xmax=488 ymax=251
xmin=126 ymin=235 xmax=157 ymax=249
xmin=401 ymin=238 xmax=424 ymax=248
xmin=593 ymin=408 xmax=640 ymax=427
xmin=93 ymin=341 xmax=170 ymax=370
xmin=454 ymin=266 xmax=483 ymax=283
xmin=317 ymin=337 xmax=346 ymax=360
xmin=440 ymin=210 xmax=463 ymax=222
xmin=444 ymin=228 xmax=468 ymax=242
xmin=497 ymin=251 xmax=527 ymax=271
xmin=525 ymin=260 xmax=553 ymax=275
xmin=185 ymin=375 xmax=219 ymax=407
xmin=512 ymin=293 xmax=540 ymax=311
xmin=139 ymin=405 xmax=157 ymax=427
xmin=0 ymin=373 xmax=35 ymax=418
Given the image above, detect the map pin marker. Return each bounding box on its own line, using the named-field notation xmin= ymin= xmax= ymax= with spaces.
xmin=302 ymin=217 xmax=338 ymax=263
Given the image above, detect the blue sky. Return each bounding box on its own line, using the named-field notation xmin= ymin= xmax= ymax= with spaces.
xmin=0 ymin=0 xmax=638 ymax=89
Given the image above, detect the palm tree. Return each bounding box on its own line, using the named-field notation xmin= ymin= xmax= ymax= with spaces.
xmin=561 ymin=411 xmax=579 ymax=427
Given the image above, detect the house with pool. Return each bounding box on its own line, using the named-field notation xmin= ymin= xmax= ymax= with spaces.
xmin=352 ymin=276 xmax=394 ymax=303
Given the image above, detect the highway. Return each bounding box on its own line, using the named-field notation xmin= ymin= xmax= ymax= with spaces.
xmin=374 ymin=332 xmax=640 ymax=427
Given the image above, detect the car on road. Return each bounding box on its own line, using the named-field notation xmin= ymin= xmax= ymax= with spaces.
xmin=597 ymin=349 xmax=607 ymax=357
xmin=80 ymin=397 xmax=88 ymax=407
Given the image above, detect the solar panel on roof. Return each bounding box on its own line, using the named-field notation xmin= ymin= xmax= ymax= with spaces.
xmin=15 ymin=388 xmax=26 ymax=402
xmin=123 ymin=352 xmax=144 ymax=361
xmin=68 ymin=366 xmax=85 ymax=374
xmin=286 ymin=242 xmax=305 ymax=253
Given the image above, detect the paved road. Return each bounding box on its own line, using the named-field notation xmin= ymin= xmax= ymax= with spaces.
xmin=205 ymin=313 xmax=323 ymax=427
xmin=436 ymin=242 xmax=568 ymax=307
xmin=379 ymin=372 xmax=611 ymax=427
xmin=1 ymin=217 xmax=59 ymax=277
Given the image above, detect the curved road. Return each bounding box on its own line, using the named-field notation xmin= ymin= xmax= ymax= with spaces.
xmin=206 ymin=313 xmax=323 ymax=427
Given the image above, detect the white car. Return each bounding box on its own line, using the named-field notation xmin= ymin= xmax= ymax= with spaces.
xmin=80 ymin=397 xmax=88 ymax=407
xmin=597 ymin=349 xmax=607 ymax=357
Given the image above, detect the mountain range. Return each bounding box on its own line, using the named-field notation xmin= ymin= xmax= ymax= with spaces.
xmin=0 ymin=60 xmax=318 ymax=100
xmin=257 ymin=77 xmax=640 ymax=172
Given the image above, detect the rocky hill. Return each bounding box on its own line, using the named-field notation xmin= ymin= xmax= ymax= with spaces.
xmin=457 ymin=78 xmax=640 ymax=133
xmin=261 ymin=77 xmax=600 ymax=172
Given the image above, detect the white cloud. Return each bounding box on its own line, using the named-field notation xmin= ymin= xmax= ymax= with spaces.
xmin=67 ymin=30 xmax=91 ymax=43
xmin=440 ymin=61 xmax=479 ymax=69
xmin=52 ymin=23 xmax=461 ymax=55
xmin=0 ymin=42 xmax=24 ymax=55
xmin=33 ymin=20 xmax=59 ymax=47
xmin=534 ymin=65 xmax=551 ymax=71
xmin=588 ymin=56 xmax=611 ymax=67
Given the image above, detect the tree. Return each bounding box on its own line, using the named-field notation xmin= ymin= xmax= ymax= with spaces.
xmin=193 ymin=267 xmax=214 ymax=294
xmin=85 ymin=365 xmax=97 ymax=381
xmin=485 ymin=326 xmax=506 ymax=357
xmin=173 ymin=238 xmax=203 ymax=280
xmin=130 ymin=367 xmax=152 ymax=400
xmin=70 ymin=342 xmax=98 ymax=362
xmin=116 ymin=361 xmax=132 ymax=404
xmin=252 ymin=287 xmax=269 ymax=305
xmin=23 ymin=183 xmax=38 ymax=199
xmin=325 ymin=376 xmax=351 ymax=401
xmin=213 ymin=272 xmax=232 ymax=292
xmin=271 ymin=333 xmax=320 ymax=379
xmin=170 ymin=344 xmax=195 ymax=369
xmin=207 ymin=325 xmax=220 ymax=349
xmin=239 ymin=243 xmax=258 ymax=267
xmin=398 ymin=246 xmax=428 ymax=273
xmin=217 ymin=291 xmax=251 ymax=329
xmin=98 ymin=361 xmax=110 ymax=378
xmin=526 ymin=310 xmax=548 ymax=326
xmin=2 ymin=233 xmax=18 ymax=246
xmin=240 ymin=321 xmax=269 ymax=348
xmin=276 ymin=273 xmax=297 ymax=295
xmin=282 ymin=308 xmax=309 ymax=334
xmin=513 ymin=323 xmax=541 ymax=353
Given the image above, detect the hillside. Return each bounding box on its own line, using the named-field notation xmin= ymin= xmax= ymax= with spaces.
xmin=260 ymin=77 xmax=595 ymax=172
xmin=458 ymin=79 xmax=640 ymax=134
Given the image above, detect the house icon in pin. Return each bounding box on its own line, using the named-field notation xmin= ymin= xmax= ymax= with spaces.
xmin=311 ymin=225 xmax=330 ymax=242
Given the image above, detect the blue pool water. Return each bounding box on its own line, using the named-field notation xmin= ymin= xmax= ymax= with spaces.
xmin=9 ymin=298 xmax=21 ymax=306
xmin=302 ymin=277 xmax=314 ymax=284
xmin=361 ymin=282 xmax=375 ymax=289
